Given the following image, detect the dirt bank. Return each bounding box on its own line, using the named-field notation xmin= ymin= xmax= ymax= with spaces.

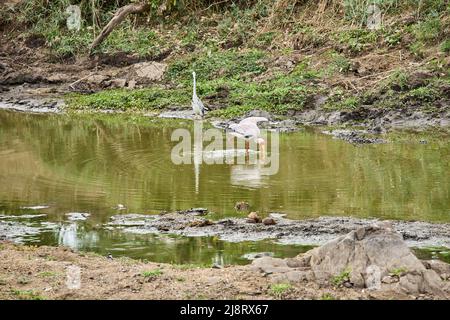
xmin=1 ymin=1 xmax=449 ymax=136
xmin=0 ymin=241 xmax=447 ymax=300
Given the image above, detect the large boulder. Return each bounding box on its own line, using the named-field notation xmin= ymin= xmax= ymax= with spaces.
xmin=251 ymin=223 xmax=446 ymax=296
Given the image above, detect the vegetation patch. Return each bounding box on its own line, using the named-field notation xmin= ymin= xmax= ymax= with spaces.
xmin=11 ymin=289 xmax=45 ymax=300
xmin=332 ymin=268 xmax=351 ymax=287
xmin=142 ymin=269 xmax=163 ymax=279
xmin=268 ymin=283 xmax=292 ymax=299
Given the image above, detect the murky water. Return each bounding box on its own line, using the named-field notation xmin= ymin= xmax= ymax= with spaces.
xmin=0 ymin=110 xmax=449 ymax=263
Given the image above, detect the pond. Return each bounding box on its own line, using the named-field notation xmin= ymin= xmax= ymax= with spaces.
xmin=0 ymin=110 xmax=449 ymax=264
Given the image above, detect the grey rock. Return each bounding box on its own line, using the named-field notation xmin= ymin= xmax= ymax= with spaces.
xmin=422 ymin=260 xmax=450 ymax=277
xmin=251 ymin=256 xmax=291 ymax=274
xmin=292 ymin=225 xmax=445 ymax=295
xmin=245 ymin=109 xmax=272 ymax=119
xmin=262 ymin=217 xmax=276 ymax=225
xmin=382 ymin=275 xmax=399 ymax=284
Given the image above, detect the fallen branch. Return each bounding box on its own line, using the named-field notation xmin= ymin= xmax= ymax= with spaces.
xmin=89 ymin=2 xmax=150 ymax=53
xmin=68 ymin=72 xmax=96 ymax=90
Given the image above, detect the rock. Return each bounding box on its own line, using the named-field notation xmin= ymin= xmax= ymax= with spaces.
xmin=292 ymin=225 xmax=445 ymax=295
xmin=322 ymin=129 xmax=385 ymax=144
xmin=254 ymin=223 xmax=450 ymax=294
xmin=271 ymin=270 xmax=313 ymax=284
xmin=116 ymin=204 xmax=126 ymax=210
xmin=245 ymin=110 xmax=272 ymax=120
xmin=422 ymin=260 xmax=450 ymax=278
xmin=188 ymin=219 xmax=213 ymax=227
xmin=247 ymin=212 xmax=262 ymax=223
xmin=131 ymin=62 xmax=167 ymax=81
xmin=382 ymin=275 xmax=399 ymax=284
xmin=185 ymin=208 xmax=208 ymax=216
xmin=110 ymin=78 xmax=127 ymax=88
xmin=251 ymin=256 xmax=291 ymax=274
xmin=127 ymin=79 xmax=137 ymax=90
xmin=65 ymin=212 xmax=90 ymax=221
xmin=343 ymin=281 xmax=353 ymax=288
xmin=87 ymin=74 xmax=110 ymax=85
xmin=234 ymin=201 xmax=250 ymax=212
xmin=262 ymin=217 xmax=276 ymax=225
xmin=242 ymin=252 xmax=274 ymax=260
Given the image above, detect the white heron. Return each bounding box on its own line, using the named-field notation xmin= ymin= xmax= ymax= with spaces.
xmin=228 ymin=117 xmax=269 ymax=153
xmin=192 ymin=71 xmax=206 ymax=117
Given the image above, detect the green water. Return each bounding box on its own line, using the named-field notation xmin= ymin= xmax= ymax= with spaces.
xmin=0 ymin=110 xmax=449 ymax=264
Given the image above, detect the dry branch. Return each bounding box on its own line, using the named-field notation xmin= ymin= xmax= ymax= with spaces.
xmin=90 ymin=2 xmax=150 ymax=53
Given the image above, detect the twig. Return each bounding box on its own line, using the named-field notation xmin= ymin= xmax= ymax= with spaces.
xmin=68 ymin=72 xmax=95 ymax=89
xmin=199 ymin=0 xmax=231 ymax=13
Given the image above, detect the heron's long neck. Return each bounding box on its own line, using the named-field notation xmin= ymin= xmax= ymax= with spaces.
xmin=193 ymin=73 xmax=197 ymax=97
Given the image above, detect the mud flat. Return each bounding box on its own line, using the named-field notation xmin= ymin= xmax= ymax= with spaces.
xmin=105 ymin=211 xmax=450 ymax=248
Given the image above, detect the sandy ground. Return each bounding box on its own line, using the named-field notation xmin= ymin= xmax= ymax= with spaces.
xmin=0 ymin=242 xmax=440 ymax=300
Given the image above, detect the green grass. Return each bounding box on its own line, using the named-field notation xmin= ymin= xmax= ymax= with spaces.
xmin=67 ymin=48 xmax=321 ymax=117
xmin=330 ymin=53 xmax=352 ymax=74
xmin=166 ymin=49 xmax=267 ymax=83
xmin=386 ymin=69 xmax=409 ymax=91
xmin=141 ymin=269 xmax=163 ymax=278
xmin=441 ymin=39 xmax=450 ymax=53
xmin=172 ymin=263 xmax=212 ymax=270
xmin=413 ymin=17 xmax=442 ymax=43
xmin=409 ymin=41 xmax=426 ymax=58
xmin=335 ymin=29 xmax=378 ymax=53
xmin=268 ymin=283 xmax=292 ymax=298
xmin=406 ymin=86 xmax=439 ymax=102
xmin=332 ymin=268 xmax=351 ymax=287
xmin=321 ymin=293 xmax=336 ymax=300
xmin=11 ymin=289 xmax=45 ymax=300
xmin=390 ymin=267 xmax=408 ymax=277
xmin=66 ymin=87 xmax=189 ymax=111
xmin=38 ymin=271 xmax=60 ymax=277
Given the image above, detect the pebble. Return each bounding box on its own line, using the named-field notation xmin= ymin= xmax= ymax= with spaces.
xmin=262 ymin=217 xmax=276 ymax=225
xmin=247 ymin=212 xmax=262 ymax=223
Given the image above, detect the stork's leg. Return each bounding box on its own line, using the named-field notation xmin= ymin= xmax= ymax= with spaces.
xmin=245 ymin=140 xmax=249 ymax=152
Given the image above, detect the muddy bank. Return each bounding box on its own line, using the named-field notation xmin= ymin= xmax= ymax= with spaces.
xmin=1 ymin=93 xmax=449 ymax=145
xmin=0 ymin=241 xmax=389 ymax=300
xmin=0 ymin=231 xmax=449 ymax=300
xmin=105 ymin=211 xmax=450 ymax=248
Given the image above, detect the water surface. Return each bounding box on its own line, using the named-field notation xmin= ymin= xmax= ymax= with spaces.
xmin=0 ymin=110 xmax=449 ymax=263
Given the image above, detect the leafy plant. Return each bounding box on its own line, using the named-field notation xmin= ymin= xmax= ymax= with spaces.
xmin=11 ymin=289 xmax=45 ymax=300
xmin=321 ymin=293 xmax=336 ymax=300
xmin=390 ymin=267 xmax=408 ymax=277
xmin=332 ymin=268 xmax=351 ymax=287
xmin=142 ymin=269 xmax=163 ymax=278
xmin=268 ymin=283 xmax=292 ymax=298
xmin=441 ymin=39 xmax=450 ymax=53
